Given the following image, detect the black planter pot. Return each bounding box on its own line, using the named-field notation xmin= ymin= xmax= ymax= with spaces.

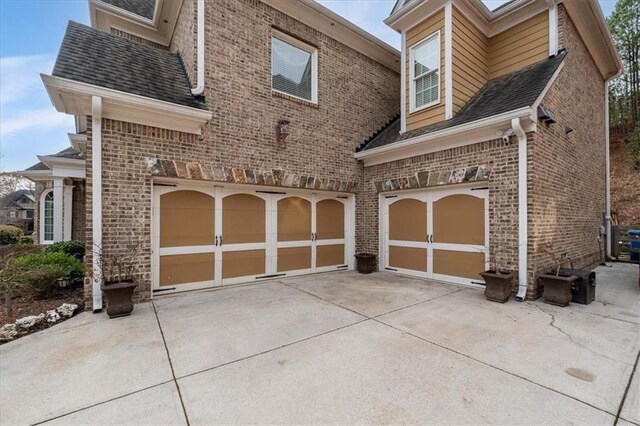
xmin=101 ymin=281 xmax=138 ymax=318
xmin=479 ymin=270 xmax=516 ymax=303
xmin=539 ymin=273 xmax=578 ymax=307
xmin=354 ymin=253 xmax=377 ymax=274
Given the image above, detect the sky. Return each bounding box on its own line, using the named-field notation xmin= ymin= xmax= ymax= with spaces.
xmin=0 ymin=0 xmax=620 ymax=173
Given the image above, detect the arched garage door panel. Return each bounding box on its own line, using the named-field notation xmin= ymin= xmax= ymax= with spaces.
xmin=159 ymin=190 xmax=215 ymax=288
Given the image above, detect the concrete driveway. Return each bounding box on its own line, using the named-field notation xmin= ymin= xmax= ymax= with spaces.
xmin=1 ymin=263 xmax=638 ymax=425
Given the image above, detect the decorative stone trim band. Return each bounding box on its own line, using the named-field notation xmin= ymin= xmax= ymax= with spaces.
xmin=147 ymin=158 xmax=358 ymax=193
xmin=374 ymin=165 xmax=491 ymax=193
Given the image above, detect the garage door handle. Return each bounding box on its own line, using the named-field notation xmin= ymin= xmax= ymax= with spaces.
xmin=214 ymin=236 xmax=219 ymax=246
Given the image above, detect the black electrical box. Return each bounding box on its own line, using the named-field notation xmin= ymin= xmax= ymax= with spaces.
xmin=559 ymin=268 xmax=596 ymax=305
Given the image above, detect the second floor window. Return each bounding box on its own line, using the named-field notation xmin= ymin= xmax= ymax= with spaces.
xmin=272 ymin=32 xmax=317 ymax=103
xmin=411 ymin=32 xmax=440 ymax=112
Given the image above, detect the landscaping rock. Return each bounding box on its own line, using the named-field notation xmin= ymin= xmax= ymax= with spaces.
xmin=46 ymin=310 xmax=61 ymax=323
xmin=57 ymin=303 xmax=78 ymax=318
xmin=0 ymin=324 xmax=17 ymax=341
xmin=15 ymin=314 xmax=45 ymax=329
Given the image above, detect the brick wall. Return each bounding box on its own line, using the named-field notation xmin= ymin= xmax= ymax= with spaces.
xmin=71 ymin=180 xmax=86 ymax=241
xmin=110 ymin=28 xmax=168 ymax=50
xmin=528 ymin=5 xmax=606 ymax=293
xmin=170 ymin=0 xmax=196 ymax=84
xmin=82 ymin=0 xmax=400 ymax=309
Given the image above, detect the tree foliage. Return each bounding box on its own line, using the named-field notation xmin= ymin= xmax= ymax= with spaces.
xmin=608 ymin=0 xmax=640 ymax=130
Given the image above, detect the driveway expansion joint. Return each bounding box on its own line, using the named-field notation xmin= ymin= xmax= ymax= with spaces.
xmin=615 ymin=348 xmax=640 ymax=425
xmin=152 ymin=301 xmax=191 ymax=426
xmin=371 ymin=317 xmax=619 ymax=419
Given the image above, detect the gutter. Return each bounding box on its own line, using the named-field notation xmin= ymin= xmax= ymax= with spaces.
xmin=191 ymin=0 xmax=205 ymax=95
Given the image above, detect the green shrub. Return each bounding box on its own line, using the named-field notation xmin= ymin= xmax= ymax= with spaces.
xmin=11 ymin=252 xmax=84 ymax=298
xmin=45 ymin=240 xmax=85 ymax=261
xmin=0 ymin=225 xmax=23 ymax=245
xmin=18 ymin=236 xmax=34 ymax=245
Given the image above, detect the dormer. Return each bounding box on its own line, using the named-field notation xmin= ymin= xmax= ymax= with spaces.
xmin=386 ymin=0 xmax=561 ymax=133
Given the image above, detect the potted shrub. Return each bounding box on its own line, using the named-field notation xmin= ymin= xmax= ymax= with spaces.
xmin=479 ymin=242 xmax=516 ymax=303
xmin=94 ymin=246 xmax=138 ymax=318
xmin=354 ymin=253 xmax=376 ymax=274
xmin=539 ymin=245 xmax=578 ymax=307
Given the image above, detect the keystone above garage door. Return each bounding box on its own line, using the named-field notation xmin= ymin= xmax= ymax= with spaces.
xmin=381 ymin=185 xmax=489 ymax=286
xmin=152 ymin=183 xmax=355 ymax=295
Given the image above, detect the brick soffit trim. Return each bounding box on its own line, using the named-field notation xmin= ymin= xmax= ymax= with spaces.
xmin=374 ymin=165 xmax=492 ymax=193
xmin=147 ymin=158 xmax=358 ymax=193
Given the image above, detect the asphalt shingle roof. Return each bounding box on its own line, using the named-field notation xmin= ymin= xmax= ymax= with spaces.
xmin=357 ymin=51 xmax=567 ymax=152
xmin=23 ymin=147 xmax=84 ymax=172
xmin=100 ymin=0 xmax=156 ymax=20
xmin=52 ymin=21 xmax=206 ymax=110
xmin=0 ymin=190 xmax=35 ymax=208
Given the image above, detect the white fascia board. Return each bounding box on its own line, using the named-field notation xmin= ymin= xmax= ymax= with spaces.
xmin=19 ymin=170 xmax=53 ymax=181
xmin=37 ymin=156 xmax=86 ymax=179
xmin=68 ymin=133 xmax=88 ymax=152
xmin=355 ymin=107 xmax=533 ymax=166
xmin=90 ymin=0 xmax=183 ymax=47
xmin=41 ymin=74 xmax=212 ymax=135
xmin=390 ymin=0 xmax=547 ymax=38
xmin=262 ymin=0 xmax=400 ymax=72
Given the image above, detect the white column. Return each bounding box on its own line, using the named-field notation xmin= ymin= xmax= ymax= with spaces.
xmin=444 ymin=1 xmax=453 ymax=119
xmin=64 ymin=184 xmax=73 ymax=241
xmin=53 ymin=178 xmax=64 ymax=242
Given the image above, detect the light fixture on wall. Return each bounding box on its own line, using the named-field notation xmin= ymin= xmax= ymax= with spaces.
xmin=276 ymin=119 xmax=290 ymax=149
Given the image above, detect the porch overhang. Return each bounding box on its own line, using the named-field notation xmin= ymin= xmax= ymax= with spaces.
xmin=42 ymin=74 xmax=212 ymax=135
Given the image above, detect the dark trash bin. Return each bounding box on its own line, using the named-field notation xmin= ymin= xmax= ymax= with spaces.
xmin=560 ymin=268 xmax=596 ymax=305
xmin=629 ymin=230 xmax=640 ymax=261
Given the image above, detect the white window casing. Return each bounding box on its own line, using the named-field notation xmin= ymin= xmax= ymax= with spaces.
xmin=409 ymin=31 xmax=441 ymax=113
xmin=41 ymin=190 xmax=55 ymax=243
xmin=271 ymin=30 xmax=318 ymax=104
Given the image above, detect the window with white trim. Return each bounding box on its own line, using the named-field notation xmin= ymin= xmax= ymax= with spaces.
xmin=410 ymin=32 xmax=440 ymax=111
xmin=43 ymin=191 xmax=54 ymax=242
xmin=271 ymin=32 xmax=317 ymax=103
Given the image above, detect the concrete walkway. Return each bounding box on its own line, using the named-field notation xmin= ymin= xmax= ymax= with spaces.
xmin=1 ymin=263 xmax=638 ymax=425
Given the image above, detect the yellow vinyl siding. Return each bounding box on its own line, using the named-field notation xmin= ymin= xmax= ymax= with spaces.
xmin=406 ymin=10 xmax=445 ymax=132
xmin=451 ymin=7 xmax=488 ymax=114
xmin=488 ymin=12 xmax=549 ymax=79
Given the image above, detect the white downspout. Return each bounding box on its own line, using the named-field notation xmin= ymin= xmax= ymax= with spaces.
xmin=513 ymin=117 xmax=528 ymax=301
xmin=191 ymin=0 xmax=205 ymax=95
xmin=92 ymin=96 xmax=103 ymax=312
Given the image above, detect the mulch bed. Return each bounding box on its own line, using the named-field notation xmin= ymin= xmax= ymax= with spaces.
xmin=0 ymin=285 xmax=84 ymax=343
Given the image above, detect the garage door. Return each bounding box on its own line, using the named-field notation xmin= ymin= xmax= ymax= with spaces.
xmin=382 ymin=185 xmax=488 ymax=286
xmin=153 ymin=185 xmax=352 ymax=294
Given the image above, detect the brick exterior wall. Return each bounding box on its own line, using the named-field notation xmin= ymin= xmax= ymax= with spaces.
xmin=71 ymin=180 xmax=86 ymax=242
xmin=528 ymin=5 xmax=606 ymax=295
xmin=82 ymin=0 xmax=400 ymax=309
xmin=110 ymin=28 xmax=168 ymax=50
xmin=170 ymin=0 xmax=196 ymax=84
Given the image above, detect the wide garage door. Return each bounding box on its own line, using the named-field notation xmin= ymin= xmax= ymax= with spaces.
xmin=153 ymin=184 xmax=352 ymax=294
xmin=382 ymin=185 xmax=488 ymax=286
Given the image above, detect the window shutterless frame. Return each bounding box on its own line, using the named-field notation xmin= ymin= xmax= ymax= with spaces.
xmin=409 ymin=30 xmax=441 ymax=113
xmin=271 ymin=29 xmax=318 ymax=104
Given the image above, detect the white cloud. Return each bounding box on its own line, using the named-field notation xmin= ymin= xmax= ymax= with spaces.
xmin=0 ymin=55 xmax=54 ymax=106
xmin=0 ymin=107 xmax=71 ymax=139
